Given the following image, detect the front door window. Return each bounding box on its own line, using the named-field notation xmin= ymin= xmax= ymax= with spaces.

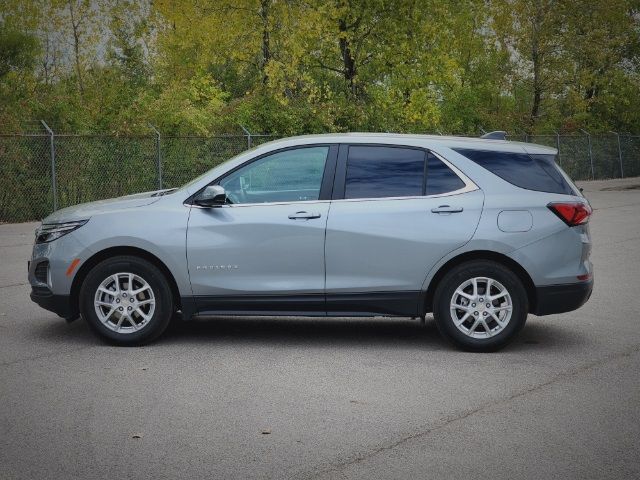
xmin=220 ymin=146 xmax=329 ymax=204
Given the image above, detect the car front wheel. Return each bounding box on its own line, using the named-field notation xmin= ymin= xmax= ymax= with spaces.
xmin=433 ymin=260 xmax=528 ymax=352
xmin=80 ymin=255 xmax=173 ymax=346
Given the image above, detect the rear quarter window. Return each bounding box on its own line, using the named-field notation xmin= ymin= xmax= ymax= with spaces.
xmin=453 ymin=148 xmax=576 ymax=195
xmin=426 ymin=153 xmax=466 ymax=195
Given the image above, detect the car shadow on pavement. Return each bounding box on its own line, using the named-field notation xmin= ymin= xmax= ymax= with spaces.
xmin=30 ymin=314 xmax=586 ymax=352
xmin=30 ymin=317 xmax=102 ymax=347
xmin=160 ymin=315 xmax=586 ymax=352
xmin=508 ymin=321 xmax=587 ymax=352
xmin=163 ymin=316 xmax=450 ymax=350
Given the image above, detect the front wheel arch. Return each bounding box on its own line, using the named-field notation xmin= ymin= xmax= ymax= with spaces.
xmin=70 ymin=246 xmax=181 ymax=319
xmin=422 ymin=250 xmax=536 ymax=316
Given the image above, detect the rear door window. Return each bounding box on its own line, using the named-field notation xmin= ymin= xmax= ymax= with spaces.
xmin=343 ymin=146 xmax=468 ymax=199
xmin=454 ymin=148 xmax=575 ymax=195
xmin=344 ymin=146 xmax=425 ymax=199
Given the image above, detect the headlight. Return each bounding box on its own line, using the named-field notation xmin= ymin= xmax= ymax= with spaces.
xmin=35 ymin=220 xmax=89 ymax=244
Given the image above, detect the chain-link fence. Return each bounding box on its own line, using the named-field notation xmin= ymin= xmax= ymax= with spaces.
xmin=1 ymin=128 xmax=639 ymax=223
xmin=0 ymin=129 xmax=278 ymax=222
xmin=506 ymin=133 xmax=640 ymax=180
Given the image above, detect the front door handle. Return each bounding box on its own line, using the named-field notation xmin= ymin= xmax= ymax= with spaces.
xmin=288 ymin=211 xmax=321 ymax=220
xmin=431 ymin=205 xmax=464 ymax=214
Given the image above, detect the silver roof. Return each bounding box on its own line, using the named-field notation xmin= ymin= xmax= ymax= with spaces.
xmin=258 ymin=133 xmax=557 ymax=155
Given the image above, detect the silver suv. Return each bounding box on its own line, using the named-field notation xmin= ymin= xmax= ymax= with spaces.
xmin=28 ymin=134 xmax=593 ymax=351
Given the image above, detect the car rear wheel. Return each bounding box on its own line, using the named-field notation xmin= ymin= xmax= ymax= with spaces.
xmin=80 ymin=255 xmax=173 ymax=346
xmin=433 ymin=260 xmax=528 ymax=352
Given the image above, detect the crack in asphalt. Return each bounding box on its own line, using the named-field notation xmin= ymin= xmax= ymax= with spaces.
xmin=592 ymin=201 xmax=640 ymax=211
xmin=299 ymin=344 xmax=640 ymax=480
xmin=610 ymin=235 xmax=640 ymax=246
xmin=0 ymin=282 xmax=28 ymax=289
xmin=0 ymin=345 xmax=97 ymax=368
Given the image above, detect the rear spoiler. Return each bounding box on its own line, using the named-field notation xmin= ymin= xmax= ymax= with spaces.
xmin=480 ymin=131 xmax=507 ymax=140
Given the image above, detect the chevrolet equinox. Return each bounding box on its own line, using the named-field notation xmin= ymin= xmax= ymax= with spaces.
xmin=28 ymin=133 xmax=593 ymax=351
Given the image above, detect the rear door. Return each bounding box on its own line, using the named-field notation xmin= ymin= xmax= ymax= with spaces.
xmin=324 ymin=144 xmax=484 ymax=315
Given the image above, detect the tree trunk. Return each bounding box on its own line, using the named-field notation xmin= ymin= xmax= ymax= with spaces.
xmin=531 ymin=43 xmax=541 ymax=124
xmin=529 ymin=2 xmax=543 ymax=130
xmin=68 ymin=0 xmax=85 ymax=96
xmin=259 ymin=0 xmax=271 ymax=85
xmin=338 ymin=18 xmax=357 ymax=95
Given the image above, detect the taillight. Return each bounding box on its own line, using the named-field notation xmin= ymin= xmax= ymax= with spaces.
xmin=547 ymin=202 xmax=592 ymax=226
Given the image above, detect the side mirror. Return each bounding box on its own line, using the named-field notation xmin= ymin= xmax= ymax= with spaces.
xmin=194 ymin=185 xmax=226 ymax=207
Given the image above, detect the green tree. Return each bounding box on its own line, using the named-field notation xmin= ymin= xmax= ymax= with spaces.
xmin=0 ymin=28 xmax=39 ymax=78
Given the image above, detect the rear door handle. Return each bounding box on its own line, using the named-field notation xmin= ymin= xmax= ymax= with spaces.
xmin=431 ymin=205 xmax=464 ymax=214
xmin=288 ymin=211 xmax=321 ymax=220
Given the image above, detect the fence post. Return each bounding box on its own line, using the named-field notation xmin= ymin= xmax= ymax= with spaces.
xmin=40 ymin=120 xmax=58 ymax=211
xmin=514 ymin=129 xmax=528 ymax=143
xmin=240 ymin=124 xmax=252 ymax=149
xmin=610 ymin=131 xmax=624 ymax=179
xmin=580 ymin=129 xmax=594 ymax=180
xmin=555 ymin=131 xmax=561 ymax=167
xmin=149 ymin=124 xmax=163 ymax=189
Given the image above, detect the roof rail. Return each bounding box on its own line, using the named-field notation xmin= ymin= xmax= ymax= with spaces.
xmin=480 ymin=131 xmax=507 ymax=140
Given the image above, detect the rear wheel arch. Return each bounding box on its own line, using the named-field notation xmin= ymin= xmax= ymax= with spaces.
xmin=70 ymin=246 xmax=181 ymax=318
xmin=422 ymin=250 xmax=536 ymax=315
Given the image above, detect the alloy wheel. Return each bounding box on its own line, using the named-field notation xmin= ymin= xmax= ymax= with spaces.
xmin=94 ymin=272 xmax=156 ymax=333
xmin=449 ymin=276 xmax=513 ymax=339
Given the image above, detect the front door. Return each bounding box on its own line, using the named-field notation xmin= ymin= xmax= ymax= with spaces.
xmin=187 ymin=145 xmax=336 ymax=314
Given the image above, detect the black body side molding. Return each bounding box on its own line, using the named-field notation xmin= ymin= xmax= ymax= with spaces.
xmin=182 ymin=291 xmax=421 ymax=319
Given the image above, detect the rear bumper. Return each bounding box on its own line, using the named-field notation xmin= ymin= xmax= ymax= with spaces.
xmin=30 ymin=287 xmax=77 ymax=320
xmin=533 ymin=280 xmax=593 ymax=316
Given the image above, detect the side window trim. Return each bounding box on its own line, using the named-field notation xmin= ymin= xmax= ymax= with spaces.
xmin=333 ymin=144 xmax=349 ymax=200
xmin=318 ymin=144 xmax=339 ymax=200
xmin=186 ymin=144 xmax=339 ymax=206
xmin=422 ymin=153 xmax=428 ymax=196
xmin=331 ymin=143 xmax=477 ymax=201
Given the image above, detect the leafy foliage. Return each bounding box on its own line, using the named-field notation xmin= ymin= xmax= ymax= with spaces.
xmin=1 ymin=0 xmax=639 ymax=135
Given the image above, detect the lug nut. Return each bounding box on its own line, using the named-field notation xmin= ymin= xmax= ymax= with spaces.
xmin=128 ymin=306 xmax=132 ymax=311
xmin=130 ymin=298 xmax=134 ymax=302
xmin=116 ymin=299 xmax=120 ymax=303
xmin=474 ymin=311 xmax=479 ymax=316
xmin=479 ymin=298 xmax=484 ymax=302
xmin=119 ymin=307 xmax=123 ymax=311
xmin=471 ymin=303 xmax=476 ymax=307
xmin=483 ymin=311 xmax=488 ymax=316
xmin=486 ymin=303 xmax=491 ymax=308
xmin=123 ymin=293 xmax=127 ymax=297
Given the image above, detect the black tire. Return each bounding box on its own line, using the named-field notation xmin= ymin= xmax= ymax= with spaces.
xmin=79 ymin=255 xmax=174 ymax=346
xmin=433 ymin=260 xmax=528 ymax=352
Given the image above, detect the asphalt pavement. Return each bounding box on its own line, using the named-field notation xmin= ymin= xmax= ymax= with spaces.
xmin=1 ymin=177 xmax=639 ymax=479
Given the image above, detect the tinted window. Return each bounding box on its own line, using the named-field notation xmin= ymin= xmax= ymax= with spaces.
xmin=345 ymin=146 xmax=425 ymax=199
xmin=530 ymin=154 xmax=580 ymax=195
xmin=454 ymin=148 xmax=575 ymax=195
xmin=220 ymin=146 xmax=328 ymax=204
xmin=426 ymin=154 xmax=465 ymax=195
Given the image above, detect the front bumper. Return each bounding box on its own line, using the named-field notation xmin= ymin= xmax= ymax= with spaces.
xmin=30 ymin=286 xmax=77 ymax=320
xmin=28 ymin=229 xmax=89 ymax=321
xmin=533 ymin=280 xmax=593 ymax=316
